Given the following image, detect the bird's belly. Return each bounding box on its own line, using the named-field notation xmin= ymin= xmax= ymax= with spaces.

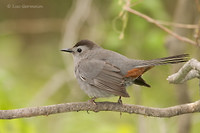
xmin=77 ymin=78 xmax=114 ymax=98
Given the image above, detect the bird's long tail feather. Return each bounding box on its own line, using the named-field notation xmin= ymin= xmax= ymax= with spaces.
xmin=140 ymin=54 xmax=189 ymax=66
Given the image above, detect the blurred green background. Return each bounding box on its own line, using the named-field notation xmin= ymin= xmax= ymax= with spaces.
xmin=0 ymin=0 xmax=199 ymax=133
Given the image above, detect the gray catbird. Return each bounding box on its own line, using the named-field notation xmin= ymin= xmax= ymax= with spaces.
xmin=61 ymin=40 xmax=189 ymax=103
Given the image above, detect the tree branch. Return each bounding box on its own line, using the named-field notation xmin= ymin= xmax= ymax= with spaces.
xmin=167 ymin=59 xmax=200 ymax=83
xmin=124 ymin=6 xmax=198 ymax=46
xmin=1 ymin=100 xmax=200 ymax=119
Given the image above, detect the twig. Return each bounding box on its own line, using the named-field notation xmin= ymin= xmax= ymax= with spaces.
xmin=157 ymin=20 xmax=198 ymax=29
xmin=167 ymin=59 xmax=200 ymax=83
xmin=0 ymin=100 xmax=200 ymax=119
xmin=124 ymin=6 xmax=197 ymax=46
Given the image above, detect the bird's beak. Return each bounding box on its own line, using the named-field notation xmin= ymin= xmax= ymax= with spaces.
xmin=60 ymin=48 xmax=74 ymax=53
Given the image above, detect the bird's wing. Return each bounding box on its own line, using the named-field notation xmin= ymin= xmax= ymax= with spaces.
xmin=77 ymin=59 xmax=129 ymax=97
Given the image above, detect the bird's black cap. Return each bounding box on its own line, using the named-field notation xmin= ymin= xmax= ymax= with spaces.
xmin=74 ymin=40 xmax=96 ymax=49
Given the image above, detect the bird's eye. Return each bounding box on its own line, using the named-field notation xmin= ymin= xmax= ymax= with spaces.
xmin=77 ymin=48 xmax=82 ymax=53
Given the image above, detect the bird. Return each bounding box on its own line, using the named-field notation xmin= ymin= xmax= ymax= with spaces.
xmin=61 ymin=40 xmax=189 ymax=103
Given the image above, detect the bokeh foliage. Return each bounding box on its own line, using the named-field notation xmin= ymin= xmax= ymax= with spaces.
xmin=0 ymin=0 xmax=199 ymax=133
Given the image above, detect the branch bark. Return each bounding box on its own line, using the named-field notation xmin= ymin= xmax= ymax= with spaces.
xmin=1 ymin=100 xmax=200 ymax=119
xmin=167 ymin=59 xmax=200 ymax=83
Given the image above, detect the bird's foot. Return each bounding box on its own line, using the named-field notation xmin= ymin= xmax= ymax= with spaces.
xmin=88 ymin=97 xmax=97 ymax=105
xmin=118 ymin=96 xmax=123 ymax=104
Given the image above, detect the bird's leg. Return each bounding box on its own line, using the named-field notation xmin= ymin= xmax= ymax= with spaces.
xmin=87 ymin=97 xmax=98 ymax=113
xmin=118 ymin=96 xmax=123 ymax=117
xmin=88 ymin=97 xmax=97 ymax=105
xmin=118 ymin=96 xmax=122 ymax=104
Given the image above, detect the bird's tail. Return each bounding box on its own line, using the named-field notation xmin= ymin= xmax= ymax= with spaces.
xmin=128 ymin=54 xmax=189 ymax=88
xmin=138 ymin=54 xmax=189 ymax=67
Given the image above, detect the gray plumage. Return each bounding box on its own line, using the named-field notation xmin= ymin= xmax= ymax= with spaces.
xmin=61 ymin=40 xmax=189 ymax=98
